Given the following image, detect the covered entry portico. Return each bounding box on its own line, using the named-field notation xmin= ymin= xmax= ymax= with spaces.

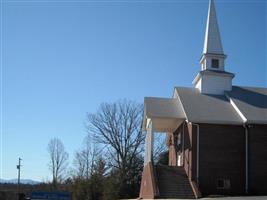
xmin=143 ymin=97 xmax=186 ymax=165
xmin=140 ymin=97 xmax=186 ymax=199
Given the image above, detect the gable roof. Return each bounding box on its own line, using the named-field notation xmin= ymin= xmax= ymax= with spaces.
xmin=225 ymin=86 xmax=267 ymax=124
xmin=143 ymin=86 xmax=267 ymax=128
xmin=144 ymin=97 xmax=185 ymax=119
xmin=174 ymin=87 xmax=243 ymax=125
xmin=142 ymin=97 xmax=186 ymax=131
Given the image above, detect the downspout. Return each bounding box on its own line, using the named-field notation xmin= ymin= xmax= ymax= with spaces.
xmin=191 ymin=122 xmax=200 ymax=186
xmin=226 ymin=93 xmax=249 ymax=193
xmin=182 ymin=121 xmax=186 ymax=166
xmin=243 ymin=124 xmax=249 ymax=194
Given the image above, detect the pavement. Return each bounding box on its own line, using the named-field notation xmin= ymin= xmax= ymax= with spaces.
xmin=123 ymin=196 xmax=267 ymax=200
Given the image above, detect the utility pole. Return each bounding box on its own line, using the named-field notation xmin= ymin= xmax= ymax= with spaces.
xmin=17 ymin=157 xmax=22 ymax=199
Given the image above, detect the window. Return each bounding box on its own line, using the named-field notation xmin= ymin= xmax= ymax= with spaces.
xmin=177 ymin=133 xmax=181 ymax=146
xmin=211 ymin=59 xmax=219 ymax=68
xmin=174 ymin=133 xmax=182 ymax=151
xmin=217 ymin=179 xmax=231 ymax=189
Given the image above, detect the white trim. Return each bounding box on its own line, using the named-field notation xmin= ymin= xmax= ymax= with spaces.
xmin=192 ymin=73 xmax=201 ymax=85
xmin=226 ymin=94 xmax=247 ymax=123
xmin=175 ymin=89 xmax=189 ymax=121
xmin=189 ymin=119 xmax=242 ymax=125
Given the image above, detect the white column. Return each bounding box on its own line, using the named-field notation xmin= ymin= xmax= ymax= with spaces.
xmin=144 ymin=120 xmax=154 ymax=165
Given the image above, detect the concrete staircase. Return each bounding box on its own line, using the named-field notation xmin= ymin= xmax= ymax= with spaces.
xmin=155 ymin=165 xmax=195 ymax=199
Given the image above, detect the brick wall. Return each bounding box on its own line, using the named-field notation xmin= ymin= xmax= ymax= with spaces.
xmin=249 ymin=124 xmax=267 ymax=195
xmin=198 ymin=124 xmax=246 ymax=196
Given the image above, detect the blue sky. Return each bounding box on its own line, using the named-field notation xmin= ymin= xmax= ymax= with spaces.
xmin=1 ymin=0 xmax=266 ymax=181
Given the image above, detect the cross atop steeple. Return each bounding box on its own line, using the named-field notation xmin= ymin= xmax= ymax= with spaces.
xmin=203 ymin=0 xmax=224 ymax=55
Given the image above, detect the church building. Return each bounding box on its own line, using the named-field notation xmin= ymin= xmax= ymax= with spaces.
xmin=139 ymin=0 xmax=267 ymax=199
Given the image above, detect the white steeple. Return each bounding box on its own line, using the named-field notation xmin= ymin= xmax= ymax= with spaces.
xmin=203 ymin=0 xmax=224 ymax=55
xmin=200 ymin=0 xmax=226 ymax=71
xmin=193 ymin=0 xmax=235 ymax=95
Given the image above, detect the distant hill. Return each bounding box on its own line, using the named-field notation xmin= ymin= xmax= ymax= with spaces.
xmin=0 ymin=179 xmax=41 ymax=185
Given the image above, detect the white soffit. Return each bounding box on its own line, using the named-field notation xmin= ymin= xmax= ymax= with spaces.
xmin=143 ymin=97 xmax=186 ymax=132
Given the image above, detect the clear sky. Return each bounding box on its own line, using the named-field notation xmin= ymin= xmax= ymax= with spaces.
xmin=1 ymin=0 xmax=266 ymax=181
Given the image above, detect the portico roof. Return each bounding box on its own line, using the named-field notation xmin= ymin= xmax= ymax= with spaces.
xmin=143 ymin=97 xmax=186 ymax=132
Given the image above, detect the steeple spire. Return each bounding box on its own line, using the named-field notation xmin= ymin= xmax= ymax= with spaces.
xmin=193 ymin=0 xmax=235 ymax=95
xmin=199 ymin=0 xmax=226 ymax=72
xmin=203 ymin=0 xmax=224 ymax=54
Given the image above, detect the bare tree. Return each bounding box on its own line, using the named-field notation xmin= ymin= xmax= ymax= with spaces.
xmin=86 ymin=100 xmax=144 ymax=171
xmin=73 ymin=134 xmax=99 ymax=179
xmin=153 ymin=133 xmax=168 ymax=162
xmin=47 ymin=138 xmax=69 ymax=188
xmin=86 ymin=100 xmax=144 ymax=197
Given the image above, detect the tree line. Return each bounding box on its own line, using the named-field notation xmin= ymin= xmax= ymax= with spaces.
xmin=0 ymin=100 xmax=167 ymax=200
xmin=46 ymin=100 xmax=166 ymax=200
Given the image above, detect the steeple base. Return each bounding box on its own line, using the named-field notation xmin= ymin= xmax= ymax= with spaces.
xmin=193 ymin=70 xmax=235 ymax=95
